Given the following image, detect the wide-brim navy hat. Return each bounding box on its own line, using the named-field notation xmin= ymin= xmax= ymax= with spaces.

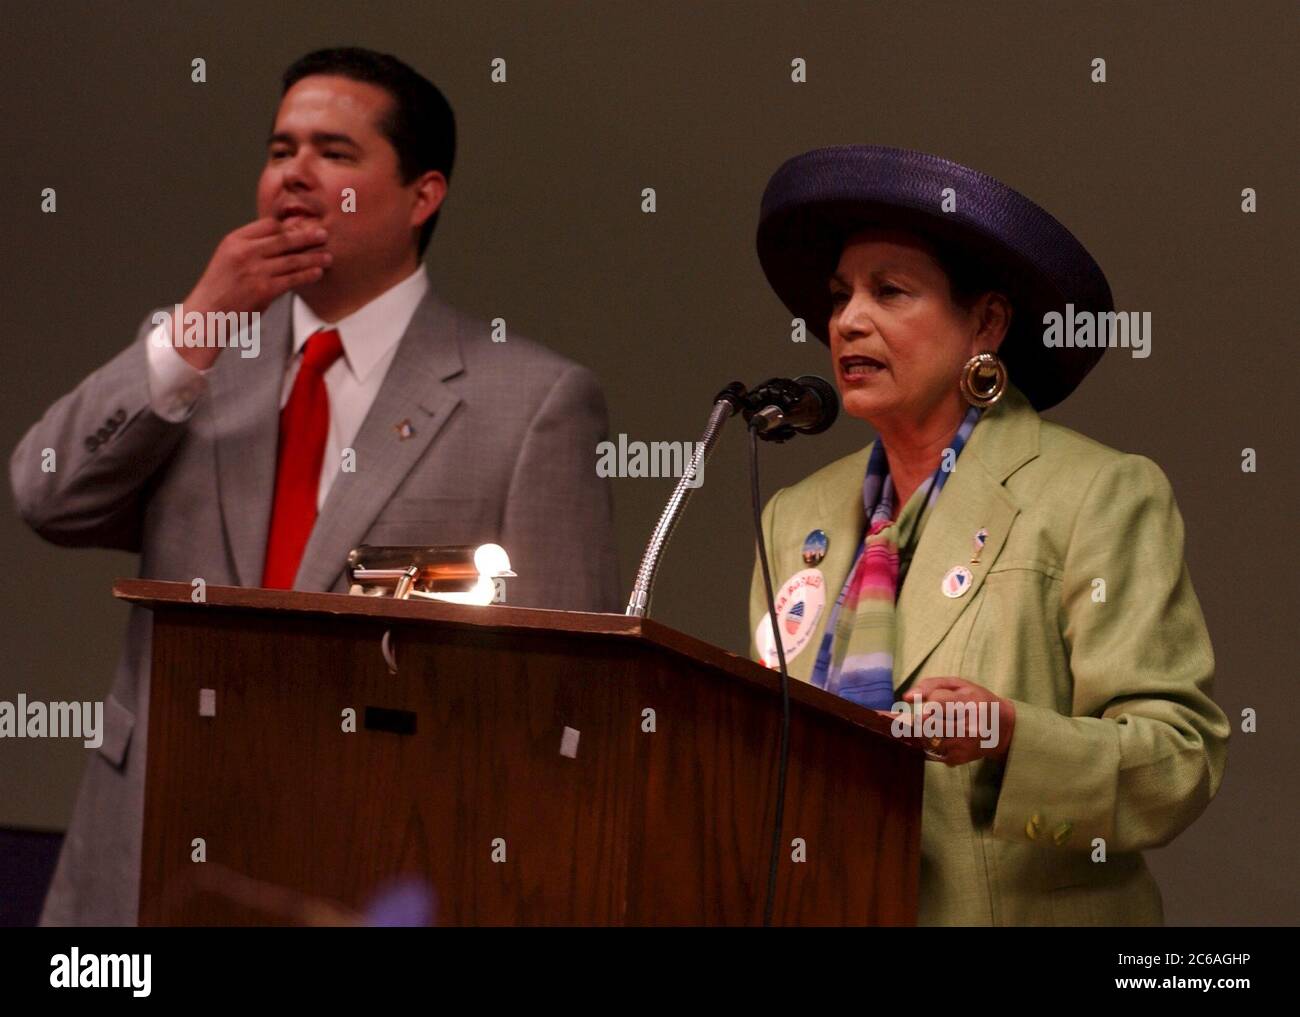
xmin=757 ymin=145 xmax=1114 ymax=410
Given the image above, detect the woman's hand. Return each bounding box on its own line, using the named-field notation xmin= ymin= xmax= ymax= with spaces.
xmin=896 ymin=676 xmax=1017 ymax=766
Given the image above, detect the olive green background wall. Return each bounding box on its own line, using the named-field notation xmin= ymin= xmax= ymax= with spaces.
xmin=3 ymin=0 xmax=1295 ymax=924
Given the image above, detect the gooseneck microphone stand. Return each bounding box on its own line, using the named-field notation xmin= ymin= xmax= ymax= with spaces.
xmin=624 ymin=383 xmax=747 ymax=618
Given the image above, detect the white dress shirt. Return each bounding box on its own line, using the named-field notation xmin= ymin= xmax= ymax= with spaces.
xmin=145 ymin=265 xmax=429 ymax=509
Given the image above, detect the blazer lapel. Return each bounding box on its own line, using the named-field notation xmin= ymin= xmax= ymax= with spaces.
xmin=293 ymin=291 xmax=466 ymax=593
xmin=211 ymin=296 xmax=293 ymax=587
xmin=893 ymin=385 xmax=1041 ymax=691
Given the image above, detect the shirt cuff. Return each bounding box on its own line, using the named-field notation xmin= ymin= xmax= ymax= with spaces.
xmin=146 ymin=321 xmax=209 ymax=422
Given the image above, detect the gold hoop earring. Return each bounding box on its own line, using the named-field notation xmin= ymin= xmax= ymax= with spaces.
xmin=960 ymin=352 xmax=1007 ymax=408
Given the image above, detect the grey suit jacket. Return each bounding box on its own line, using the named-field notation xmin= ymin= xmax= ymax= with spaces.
xmin=10 ymin=289 xmax=621 ymax=926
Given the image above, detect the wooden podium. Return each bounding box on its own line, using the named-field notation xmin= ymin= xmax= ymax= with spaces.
xmin=119 ymin=579 xmax=923 ymax=926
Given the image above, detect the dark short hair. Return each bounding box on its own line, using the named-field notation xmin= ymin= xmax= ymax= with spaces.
xmin=918 ymin=228 xmax=1014 ymax=317
xmin=282 ymin=48 xmax=455 ymax=257
xmin=840 ymin=218 xmax=1014 ymax=318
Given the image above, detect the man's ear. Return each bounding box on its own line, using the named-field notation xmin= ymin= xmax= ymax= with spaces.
xmin=409 ymin=170 xmax=448 ymax=231
xmin=974 ymin=292 xmax=1013 ymax=354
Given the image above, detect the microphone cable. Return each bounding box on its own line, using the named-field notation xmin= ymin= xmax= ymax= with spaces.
xmin=749 ymin=423 xmax=792 ymax=928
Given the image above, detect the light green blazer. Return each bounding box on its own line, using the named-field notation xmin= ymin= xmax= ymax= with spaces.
xmin=749 ymin=383 xmax=1229 ymax=926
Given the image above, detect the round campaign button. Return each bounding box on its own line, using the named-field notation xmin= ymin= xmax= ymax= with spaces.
xmin=756 ymin=567 xmax=826 ymax=668
xmin=941 ymin=565 xmax=974 ymax=598
xmin=801 ymin=529 xmax=829 ymax=566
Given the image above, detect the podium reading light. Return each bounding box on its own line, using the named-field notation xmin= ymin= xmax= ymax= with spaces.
xmin=346 ymin=543 xmax=516 ymax=607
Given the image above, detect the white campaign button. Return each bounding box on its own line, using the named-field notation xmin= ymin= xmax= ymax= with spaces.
xmin=755 ymin=567 xmax=826 ymax=668
xmin=941 ymin=565 xmax=974 ymax=598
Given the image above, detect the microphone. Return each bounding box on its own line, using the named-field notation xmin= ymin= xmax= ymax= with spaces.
xmin=624 ymin=375 xmax=837 ymax=616
xmin=743 ymin=375 xmax=839 ymax=441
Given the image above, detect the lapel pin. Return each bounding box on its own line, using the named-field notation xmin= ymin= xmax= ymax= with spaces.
xmin=802 ymin=529 xmax=829 ymax=566
xmin=394 ymin=419 xmax=415 ymax=440
xmin=941 ymin=565 xmax=974 ymax=598
xmin=970 ymin=527 xmax=989 ymax=564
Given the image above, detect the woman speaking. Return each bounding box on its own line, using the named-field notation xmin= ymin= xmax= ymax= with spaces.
xmin=749 ymin=145 xmax=1228 ymax=925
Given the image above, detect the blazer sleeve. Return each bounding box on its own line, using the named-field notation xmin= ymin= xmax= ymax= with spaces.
xmin=9 ymin=311 xmax=189 ymax=552
xmin=989 ymin=453 xmax=1230 ymax=853
xmin=498 ymin=362 xmax=621 ymax=613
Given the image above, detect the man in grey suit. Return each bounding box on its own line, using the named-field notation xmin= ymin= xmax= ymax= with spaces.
xmin=10 ymin=48 xmax=620 ymax=926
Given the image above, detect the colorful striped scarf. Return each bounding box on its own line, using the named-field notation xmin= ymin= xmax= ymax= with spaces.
xmin=810 ymin=406 xmax=982 ymax=707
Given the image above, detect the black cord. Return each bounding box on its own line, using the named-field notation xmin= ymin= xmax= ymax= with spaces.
xmin=749 ymin=424 xmax=791 ymax=928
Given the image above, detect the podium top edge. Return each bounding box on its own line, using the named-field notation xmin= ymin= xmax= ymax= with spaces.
xmin=113 ymin=578 xmax=639 ymax=635
xmin=112 ymin=578 xmax=913 ymax=747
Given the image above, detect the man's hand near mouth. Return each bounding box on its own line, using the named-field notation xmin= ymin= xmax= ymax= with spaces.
xmin=176 ymin=216 xmax=332 ymax=369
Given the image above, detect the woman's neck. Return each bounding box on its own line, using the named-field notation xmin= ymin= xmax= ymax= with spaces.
xmin=876 ymin=398 xmax=967 ymax=510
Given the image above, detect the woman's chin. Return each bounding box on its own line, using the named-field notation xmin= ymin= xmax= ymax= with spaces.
xmin=840 ymin=387 xmax=897 ymax=423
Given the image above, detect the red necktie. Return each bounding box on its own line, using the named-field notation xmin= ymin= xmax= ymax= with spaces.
xmin=261 ymin=328 xmax=345 ymax=589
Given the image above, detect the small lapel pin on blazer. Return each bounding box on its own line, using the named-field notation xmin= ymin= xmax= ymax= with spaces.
xmin=970 ymin=527 xmax=989 ymax=564
xmin=394 ymin=419 xmax=415 ymax=440
xmin=941 ymin=565 xmax=974 ymax=598
xmin=802 ymin=529 xmax=828 ymax=566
